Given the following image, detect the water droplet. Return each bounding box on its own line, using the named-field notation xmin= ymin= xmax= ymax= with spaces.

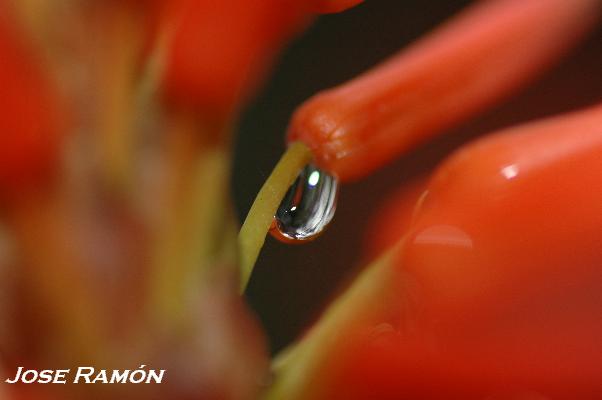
xmin=271 ymin=164 xmax=339 ymax=242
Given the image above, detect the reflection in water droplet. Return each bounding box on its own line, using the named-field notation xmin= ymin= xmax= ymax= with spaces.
xmin=271 ymin=164 xmax=339 ymax=242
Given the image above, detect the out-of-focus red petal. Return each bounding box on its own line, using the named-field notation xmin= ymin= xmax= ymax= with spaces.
xmin=159 ymin=0 xmax=310 ymax=117
xmin=0 ymin=7 xmax=66 ymax=198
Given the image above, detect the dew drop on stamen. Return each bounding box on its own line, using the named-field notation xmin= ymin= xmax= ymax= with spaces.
xmin=270 ymin=164 xmax=339 ymax=242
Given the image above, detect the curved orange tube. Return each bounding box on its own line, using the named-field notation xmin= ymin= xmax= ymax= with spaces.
xmin=288 ymin=0 xmax=602 ymax=181
xmin=401 ymin=103 xmax=602 ymax=330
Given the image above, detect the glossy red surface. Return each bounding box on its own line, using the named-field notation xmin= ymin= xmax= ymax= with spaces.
xmin=327 ymin=105 xmax=602 ymax=399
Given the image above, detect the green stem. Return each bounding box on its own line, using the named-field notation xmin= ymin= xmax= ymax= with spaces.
xmin=238 ymin=142 xmax=313 ymax=293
